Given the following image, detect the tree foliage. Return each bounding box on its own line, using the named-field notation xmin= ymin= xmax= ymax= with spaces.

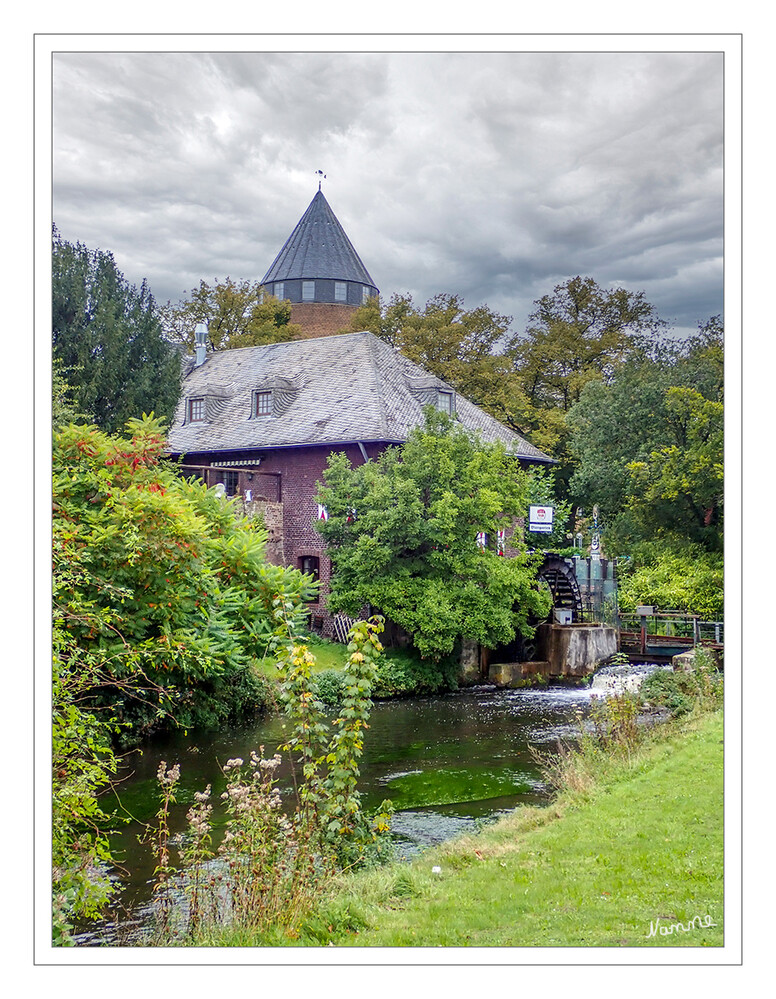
xmin=346 ymin=292 xmax=517 ymax=412
xmin=53 ymin=414 xmax=316 ymax=738
xmin=315 ymin=412 xmax=551 ymax=661
xmin=617 ymin=542 xmax=724 ymax=619
xmin=625 ymin=387 xmax=723 ymax=551
xmin=161 ymin=277 xmax=304 ymax=351
xmin=567 ymin=317 xmax=724 ymax=554
xmin=503 ymin=276 xmax=669 ymax=486
xmin=514 ymin=276 xmax=667 ymax=412
xmin=52 ymin=227 xmax=181 ymax=433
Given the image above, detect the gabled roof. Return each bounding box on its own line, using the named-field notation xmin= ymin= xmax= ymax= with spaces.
xmin=167 ymin=332 xmax=553 ymax=463
xmin=261 ymin=190 xmax=377 ymax=289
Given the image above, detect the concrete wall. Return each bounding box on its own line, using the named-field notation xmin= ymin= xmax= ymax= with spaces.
xmin=536 ymin=622 xmax=618 ymax=677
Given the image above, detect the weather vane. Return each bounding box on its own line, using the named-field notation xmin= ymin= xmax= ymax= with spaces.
xmin=315 ymin=169 xmax=327 ymax=190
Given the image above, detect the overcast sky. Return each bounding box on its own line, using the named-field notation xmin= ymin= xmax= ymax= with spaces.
xmin=52 ymin=47 xmax=724 ymax=339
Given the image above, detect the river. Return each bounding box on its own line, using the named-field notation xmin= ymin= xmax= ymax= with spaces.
xmin=75 ymin=682 xmax=599 ymax=945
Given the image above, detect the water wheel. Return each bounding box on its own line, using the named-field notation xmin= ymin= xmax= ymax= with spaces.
xmin=537 ymin=555 xmax=583 ymax=621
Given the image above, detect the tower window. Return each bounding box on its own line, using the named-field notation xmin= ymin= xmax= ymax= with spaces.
xmin=361 ymin=286 xmax=371 ymax=304
xmin=302 ymin=281 xmax=315 ymax=301
xmin=254 ymin=390 xmax=273 ymax=416
xmin=334 ymin=281 xmax=347 ymax=302
xmin=188 ymin=397 xmax=205 ymax=422
xmin=274 ymin=282 xmax=284 ymax=299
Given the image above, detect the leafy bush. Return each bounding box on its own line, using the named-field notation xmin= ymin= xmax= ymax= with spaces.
xmin=640 ymin=654 xmax=722 ymax=717
xmin=617 ymin=540 xmax=723 ymax=619
xmin=53 ymin=415 xmax=316 ymax=739
xmin=373 ymin=652 xmax=459 ymax=698
xmin=313 ymin=669 xmax=349 ymax=706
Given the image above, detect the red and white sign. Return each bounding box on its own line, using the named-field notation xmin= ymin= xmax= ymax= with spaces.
xmin=529 ymin=505 xmax=554 ymax=533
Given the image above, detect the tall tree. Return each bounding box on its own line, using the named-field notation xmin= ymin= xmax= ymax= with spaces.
xmin=504 ymin=276 xmax=668 ymax=499
xmin=316 ymin=412 xmax=551 ymax=662
xmin=513 ymin=276 xmax=667 ymax=412
xmin=567 ymin=317 xmax=724 ymax=553
xmin=52 ymin=228 xmax=181 ymax=433
xmin=161 ymin=277 xmax=304 ymax=350
xmin=346 ymin=292 xmax=518 ymax=414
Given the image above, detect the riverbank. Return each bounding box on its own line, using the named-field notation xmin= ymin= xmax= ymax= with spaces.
xmin=197 ymin=707 xmax=723 ymax=949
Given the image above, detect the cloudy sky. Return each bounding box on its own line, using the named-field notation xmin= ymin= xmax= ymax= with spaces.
xmin=51 ymin=44 xmax=725 ymax=338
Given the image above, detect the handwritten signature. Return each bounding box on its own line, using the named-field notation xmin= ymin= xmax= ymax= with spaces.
xmin=647 ymin=914 xmax=717 ymax=938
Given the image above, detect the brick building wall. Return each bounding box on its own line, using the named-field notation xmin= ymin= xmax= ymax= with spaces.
xmin=290 ymin=302 xmax=359 ymax=338
xmin=189 ymin=441 xmax=389 ymax=634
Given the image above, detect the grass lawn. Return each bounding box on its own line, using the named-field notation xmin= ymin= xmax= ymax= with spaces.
xmin=290 ymin=709 xmax=724 ymax=949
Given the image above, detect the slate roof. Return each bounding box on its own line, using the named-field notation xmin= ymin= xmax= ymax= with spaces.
xmin=261 ymin=190 xmax=378 ymax=289
xmin=168 ymin=332 xmax=553 ymax=464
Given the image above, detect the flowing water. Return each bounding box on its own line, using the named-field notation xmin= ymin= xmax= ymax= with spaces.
xmin=76 ymin=682 xmax=603 ymax=944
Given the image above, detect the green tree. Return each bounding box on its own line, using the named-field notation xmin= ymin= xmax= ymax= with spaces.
xmin=315 ymin=412 xmax=551 ymax=661
xmin=53 ymin=414 xmax=316 ymax=737
xmin=617 ymin=542 xmax=723 ymax=618
xmin=567 ymin=317 xmax=724 ymax=553
xmin=162 ymin=277 xmax=304 ymax=351
xmin=52 ymin=228 xmax=182 ymax=433
xmin=514 ymin=276 xmax=667 ymax=412
xmin=625 ymin=387 xmax=723 ymax=551
xmin=346 ymin=293 xmax=519 ymax=414
xmin=505 ymin=277 xmax=668 ymax=496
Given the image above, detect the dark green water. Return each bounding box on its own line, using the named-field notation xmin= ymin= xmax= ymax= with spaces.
xmin=81 ymin=684 xmax=593 ymax=943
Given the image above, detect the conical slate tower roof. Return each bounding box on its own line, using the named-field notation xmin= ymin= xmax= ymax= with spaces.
xmin=261 ymin=190 xmax=377 ymax=289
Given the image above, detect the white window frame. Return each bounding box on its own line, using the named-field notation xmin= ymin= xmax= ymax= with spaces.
xmin=334 ymin=281 xmax=347 ymax=302
xmin=274 ymin=282 xmax=284 ymax=299
xmin=302 ymin=281 xmax=315 ymax=301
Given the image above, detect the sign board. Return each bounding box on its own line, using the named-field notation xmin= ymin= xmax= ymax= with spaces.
xmin=528 ymin=505 xmax=554 ymax=533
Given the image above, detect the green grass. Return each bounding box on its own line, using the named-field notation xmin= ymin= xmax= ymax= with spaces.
xmin=201 ymin=708 xmax=722 ymax=949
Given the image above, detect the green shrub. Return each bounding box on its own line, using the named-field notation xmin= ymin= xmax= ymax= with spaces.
xmin=373 ymin=651 xmax=458 ymax=698
xmin=640 ymin=656 xmax=722 ymax=717
xmin=314 ymin=669 xmax=348 ymax=706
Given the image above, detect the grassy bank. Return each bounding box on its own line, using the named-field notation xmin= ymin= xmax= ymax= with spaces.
xmin=198 ymin=707 xmax=723 ymax=949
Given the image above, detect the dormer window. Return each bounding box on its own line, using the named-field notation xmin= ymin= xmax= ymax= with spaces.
xmin=437 ymin=390 xmax=454 ymax=416
xmin=253 ymin=390 xmax=273 ymax=417
xmin=188 ymin=397 xmax=205 ymax=423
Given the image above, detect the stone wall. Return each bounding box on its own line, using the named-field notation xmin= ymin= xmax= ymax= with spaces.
xmin=237 ymin=497 xmax=285 ymax=565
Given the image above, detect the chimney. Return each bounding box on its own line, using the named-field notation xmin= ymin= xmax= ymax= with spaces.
xmin=194 ymin=323 xmax=208 ymax=366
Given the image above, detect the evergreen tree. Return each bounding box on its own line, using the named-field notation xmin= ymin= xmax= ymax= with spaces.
xmin=52 ymin=227 xmax=181 ymax=433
